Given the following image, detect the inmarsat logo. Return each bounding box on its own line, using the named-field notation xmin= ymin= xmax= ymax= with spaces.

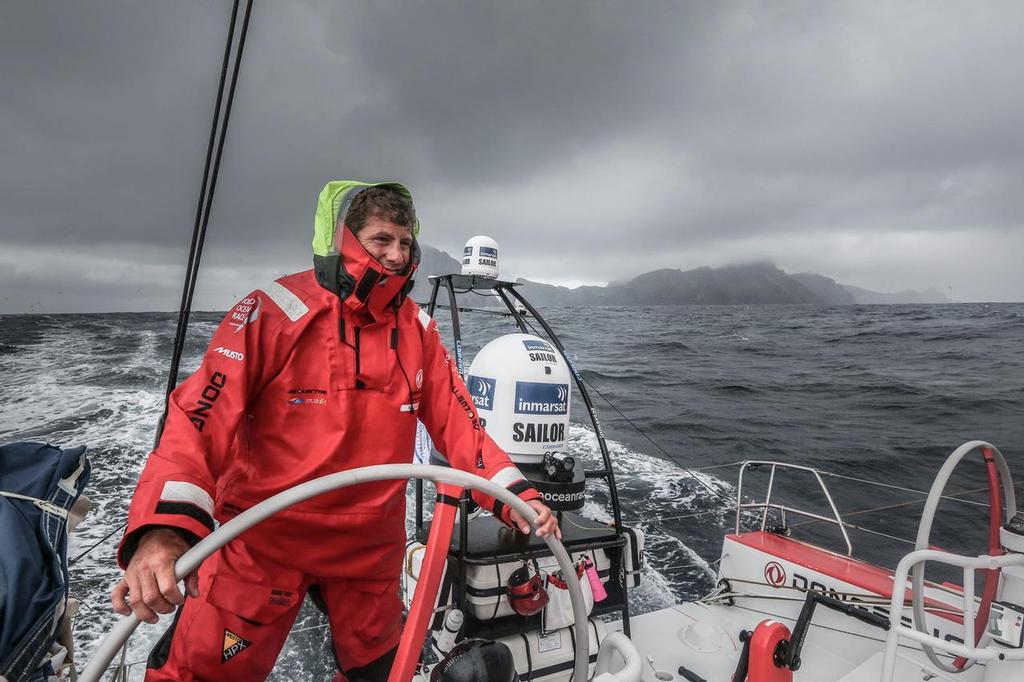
xmin=514 ymin=382 xmax=568 ymax=415
xmin=522 ymin=339 xmax=555 ymax=353
xmin=467 ymin=375 xmax=496 ymax=410
xmin=764 ymin=561 xmax=787 ymax=588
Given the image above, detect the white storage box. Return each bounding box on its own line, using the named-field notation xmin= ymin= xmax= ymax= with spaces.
xmin=404 ymin=524 xmax=644 ymax=622
xmin=462 ymin=548 xmax=611 ymax=621
xmin=496 ymin=617 xmax=605 ymax=682
xmin=622 ymin=526 xmax=645 ymax=589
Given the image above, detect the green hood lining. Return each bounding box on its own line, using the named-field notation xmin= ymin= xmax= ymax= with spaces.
xmin=312 ymin=180 xmax=420 ymax=258
xmin=311 ymin=180 xmax=421 ymax=303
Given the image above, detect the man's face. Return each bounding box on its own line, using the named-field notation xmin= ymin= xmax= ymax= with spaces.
xmin=339 ymin=215 xmax=413 ymax=274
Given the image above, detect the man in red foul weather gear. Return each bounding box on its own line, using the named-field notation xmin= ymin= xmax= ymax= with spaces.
xmin=112 ymin=181 xmax=559 ymax=681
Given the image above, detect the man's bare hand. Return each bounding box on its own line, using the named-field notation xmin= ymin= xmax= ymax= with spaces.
xmin=111 ymin=528 xmax=198 ymax=624
xmin=509 ymin=499 xmax=562 ymax=540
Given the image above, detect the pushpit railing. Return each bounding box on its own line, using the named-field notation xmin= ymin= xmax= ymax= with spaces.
xmin=736 ymin=460 xmax=853 ymax=556
xmin=881 ymin=549 xmax=1024 ymax=681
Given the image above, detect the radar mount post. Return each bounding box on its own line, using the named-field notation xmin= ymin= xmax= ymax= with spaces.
xmin=418 ymin=273 xmax=632 ymax=636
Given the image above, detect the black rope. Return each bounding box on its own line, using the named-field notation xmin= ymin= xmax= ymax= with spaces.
xmin=513 ymin=315 xmax=731 ymax=506
xmin=156 ymin=0 xmax=254 ymax=445
xmin=581 ymin=371 xmax=731 ymax=505
xmin=69 ymin=521 xmax=127 ymax=566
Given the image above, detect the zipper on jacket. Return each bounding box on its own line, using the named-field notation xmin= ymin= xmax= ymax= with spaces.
xmin=354 ymin=326 xmax=364 ymax=389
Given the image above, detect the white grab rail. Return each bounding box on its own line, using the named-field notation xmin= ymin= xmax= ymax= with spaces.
xmin=880 ymin=549 xmax=1024 ymax=682
xmin=80 ymin=464 xmax=592 ymax=682
xmin=593 ymin=632 xmax=643 ymax=682
xmin=736 ymin=460 xmax=853 ymax=555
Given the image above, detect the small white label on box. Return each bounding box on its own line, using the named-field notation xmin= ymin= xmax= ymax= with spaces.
xmin=988 ymin=601 xmax=1024 ymax=648
xmin=538 ymin=630 xmax=562 ymax=654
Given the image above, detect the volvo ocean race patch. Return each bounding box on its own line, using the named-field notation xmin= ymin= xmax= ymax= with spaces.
xmin=222 ymin=629 xmax=252 ymax=663
xmin=229 ymin=296 xmax=261 ymax=333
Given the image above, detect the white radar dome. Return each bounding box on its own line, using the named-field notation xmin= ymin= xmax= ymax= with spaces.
xmin=467 ymin=333 xmax=570 ymax=465
xmin=461 ymin=235 xmax=500 ymax=279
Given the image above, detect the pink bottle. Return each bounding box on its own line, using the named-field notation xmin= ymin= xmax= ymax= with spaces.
xmin=583 ymin=557 xmax=607 ymax=602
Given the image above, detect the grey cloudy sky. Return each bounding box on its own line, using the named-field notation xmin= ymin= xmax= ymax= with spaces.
xmin=1 ymin=1 xmax=1022 ymax=313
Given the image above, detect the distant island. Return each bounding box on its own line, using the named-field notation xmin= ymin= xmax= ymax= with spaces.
xmin=412 ymin=245 xmax=951 ymax=306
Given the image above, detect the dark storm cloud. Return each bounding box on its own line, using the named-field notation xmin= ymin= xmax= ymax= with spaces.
xmin=1 ymin=1 xmax=1022 ymax=312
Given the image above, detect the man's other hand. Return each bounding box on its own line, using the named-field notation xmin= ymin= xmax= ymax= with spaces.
xmin=509 ymin=499 xmax=562 ymax=540
xmin=111 ymin=528 xmax=198 ymax=623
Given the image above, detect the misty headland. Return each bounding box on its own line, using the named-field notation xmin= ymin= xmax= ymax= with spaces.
xmin=415 ymin=245 xmax=951 ymax=307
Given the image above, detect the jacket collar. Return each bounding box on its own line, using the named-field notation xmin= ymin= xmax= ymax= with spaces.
xmin=335 ymin=227 xmax=418 ymax=320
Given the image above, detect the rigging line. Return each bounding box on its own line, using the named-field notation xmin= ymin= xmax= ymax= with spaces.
xmin=817 ymin=469 xmax=989 ymax=506
xmin=690 ymin=460 xmax=747 ymax=471
xmin=723 ymin=603 xmax=963 ymax=658
xmin=832 ymin=521 xmax=917 ymax=547
xmin=705 ymin=591 xmax=934 ymax=610
xmin=158 ymin=0 xmax=254 ymax=443
xmin=69 ymin=521 xmax=128 ymax=566
xmin=161 ymin=0 xmax=240 ymax=416
xmin=643 ymin=503 xmax=915 ymax=554
xmin=790 ymin=480 xmax=1024 ymax=531
xmin=519 ymin=306 xmax=731 ymax=508
xmin=577 ymin=371 xmax=731 ymax=505
xmin=717 ymin=576 xmax=956 ymax=610
xmin=644 ymin=505 xmax=735 ymax=525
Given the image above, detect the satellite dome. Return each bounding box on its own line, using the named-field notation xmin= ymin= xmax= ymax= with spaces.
xmin=467 ymin=333 xmax=570 ymax=465
xmin=461 ymin=235 xmax=500 ymax=279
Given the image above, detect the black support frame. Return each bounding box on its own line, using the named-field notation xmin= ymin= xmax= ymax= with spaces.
xmin=414 ymin=273 xmax=631 ymax=636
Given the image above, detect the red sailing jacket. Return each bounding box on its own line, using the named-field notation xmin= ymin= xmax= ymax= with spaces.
xmin=118 ymin=228 xmax=539 ymax=580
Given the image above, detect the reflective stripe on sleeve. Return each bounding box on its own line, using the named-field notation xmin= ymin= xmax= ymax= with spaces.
xmin=417 ymin=307 xmax=432 ymax=330
xmin=490 ymin=466 xmax=525 ymax=490
xmin=266 ymin=281 xmax=309 ymax=321
xmin=159 ymin=481 xmax=214 ymax=517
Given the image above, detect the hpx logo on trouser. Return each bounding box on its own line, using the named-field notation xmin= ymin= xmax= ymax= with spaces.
xmin=145 ymin=541 xmax=402 ymax=681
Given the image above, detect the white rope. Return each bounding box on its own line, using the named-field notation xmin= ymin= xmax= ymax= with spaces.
xmin=0 ymin=490 xmax=69 ymax=518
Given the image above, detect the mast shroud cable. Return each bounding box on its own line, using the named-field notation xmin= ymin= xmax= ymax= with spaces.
xmin=156 ymin=0 xmax=255 ymax=444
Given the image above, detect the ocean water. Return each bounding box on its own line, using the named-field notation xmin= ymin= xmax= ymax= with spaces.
xmin=1 ymin=302 xmax=1022 ymax=679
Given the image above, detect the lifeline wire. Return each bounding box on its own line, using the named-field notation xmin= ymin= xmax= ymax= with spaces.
xmin=817 ymin=470 xmax=990 ymax=508
xmin=69 ymin=521 xmax=127 ymax=566
xmin=157 ymin=0 xmax=254 ymax=444
xmin=514 ymin=315 xmax=732 ymax=506
xmin=580 ymin=373 xmax=734 ymax=505
xmin=790 ymin=480 xmax=1024 ymax=530
xmin=71 ymin=0 xmax=254 ymax=570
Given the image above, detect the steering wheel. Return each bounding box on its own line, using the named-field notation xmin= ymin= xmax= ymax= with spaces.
xmin=910 ymin=441 xmax=1016 ymax=673
xmin=79 ymin=464 xmax=592 ymax=682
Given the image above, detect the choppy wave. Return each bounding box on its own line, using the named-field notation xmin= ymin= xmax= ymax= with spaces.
xmin=2 ymin=302 xmax=1023 ymax=679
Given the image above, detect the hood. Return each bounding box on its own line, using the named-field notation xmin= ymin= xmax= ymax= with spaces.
xmin=312 ymin=180 xmax=421 ymax=316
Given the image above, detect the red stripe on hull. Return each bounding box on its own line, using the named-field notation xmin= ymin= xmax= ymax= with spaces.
xmin=729 ymin=532 xmax=964 ymax=624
